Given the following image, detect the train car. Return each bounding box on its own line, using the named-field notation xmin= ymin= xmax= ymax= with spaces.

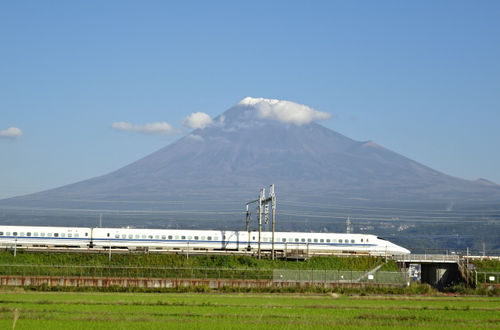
xmin=0 ymin=225 xmax=410 ymax=256
xmin=90 ymin=227 xmax=227 ymax=251
xmin=250 ymin=231 xmax=410 ymax=256
xmin=0 ymin=225 xmax=91 ymax=249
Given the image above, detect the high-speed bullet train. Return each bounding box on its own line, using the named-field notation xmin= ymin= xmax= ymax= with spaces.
xmin=0 ymin=225 xmax=410 ymax=256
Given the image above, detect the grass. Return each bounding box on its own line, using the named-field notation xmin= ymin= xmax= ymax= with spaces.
xmin=0 ymin=252 xmax=402 ymax=281
xmin=0 ymin=291 xmax=499 ymax=329
xmin=0 ymin=251 xmax=397 ymax=270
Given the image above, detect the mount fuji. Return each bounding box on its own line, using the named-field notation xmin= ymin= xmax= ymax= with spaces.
xmin=2 ymin=97 xmax=499 ymax=229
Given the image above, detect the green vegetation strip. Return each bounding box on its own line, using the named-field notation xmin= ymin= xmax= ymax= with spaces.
xmin=0 ymin=252 xmax=397 ymax=270
xmin=0 ymin=252 xmax=400 ymax=280
xmin=0 ymin=291 xmax=499 ymax=330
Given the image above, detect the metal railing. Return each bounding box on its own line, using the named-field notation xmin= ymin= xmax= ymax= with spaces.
xmin=395 ymin=254 xmax=460 ymax=263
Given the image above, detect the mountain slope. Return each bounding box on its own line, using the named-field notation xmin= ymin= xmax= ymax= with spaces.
xmin=3 ymin=97 xmax=500 ymax=212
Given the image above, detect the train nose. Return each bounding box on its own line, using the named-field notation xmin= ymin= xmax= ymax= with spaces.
xmin=398 ymin=246 xmax=411 ymax=255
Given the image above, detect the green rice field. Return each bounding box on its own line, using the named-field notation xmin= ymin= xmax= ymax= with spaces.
xmin=1 ymin=290 xmax=499 ymax=329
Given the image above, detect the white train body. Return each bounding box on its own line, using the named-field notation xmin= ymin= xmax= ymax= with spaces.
xmin=0 ymin=225 xmax=410 ymax=256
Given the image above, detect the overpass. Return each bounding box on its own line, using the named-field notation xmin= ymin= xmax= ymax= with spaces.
xmin=394 ymin=254 xmax=469 ymax=290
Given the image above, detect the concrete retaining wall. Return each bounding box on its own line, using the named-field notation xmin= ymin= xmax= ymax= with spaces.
xmin=0 ymin=275 xmax=401 ymax=289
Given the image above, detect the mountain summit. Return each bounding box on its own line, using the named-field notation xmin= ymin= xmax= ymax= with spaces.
xmin=3 ymin=97 xmax=500 ymax=215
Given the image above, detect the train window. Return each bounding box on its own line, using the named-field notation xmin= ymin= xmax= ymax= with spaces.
xmin=68 ymin=234 xmax=72 ymax=238
xmin=107 ymin=233 xmax=110 ymax=237
xmin=168 ymin=235 xmax=173 ymax=240
xmin=188 ymin=236 xmax=192 ymax=240
xmin=288 ymin=238 xmax=293 ymax=242
xmin=338 ymin=239 xmax=342 ymax=243
xmin=366 ymin=239 xmax=369 ymax=243
xmin=207 ymin=236 xmax=212 ymax=241
xmin=115 ymin=234 xmax=120 ymax=239
xmin=326 ymin=239 xmax=330 ymax=243
xmin=307 ymin=239 xmax=311 ymax=243
xmin=13 ymin=232 xmax=18 ymax=236
xmin=201 ymin=236 xmax=205 ymax=240
xmin=181 ymin=236 xmax=186 ymax=240
xmin=361 ymin=238 xmax=364 ymax=243
xmin=148 ymin=235 xmax=153 ymax=239
xmin=175 ymin=236 xmax=179 ymax=239
xmin=41 ymin=233 xmax=45 ymax=237
xmin=153 ymin=235 xmax=158 ymax=239
xmin=129 ymin=235 xmax=133 ymax=239
xmin=74 ymin=234 xmax=79 ymax=238
xmin=0 ymin=232 xmax=3 ymax=236
xmin=194 ymin=236 xmax=199 ymax=240
xmin=34 ymin=232 xmax=39 ymax=236
xmin=20 ymin=232 xmax=25 ymax=236
xmin=54 ymin=233 xmax=59 ymax=237
xmin=161 ymin=235 xmax=166 ymax=240
xmin=276 ymin=238 xmax=280 ymax=242
xmin=61 ymin=233 xmax=66 ymax=238
xmin=214 ymin=237 xmax=219 ymax=241
xmin=314 ymin=239 xmax=318 ymax=243
xmin=295 ymin=238 xmax=299 ymax=243
xmin=300 ymin=238 xmax=305 ymax=243
xmin=47 ymin=233 xmax=52 ymax=237
xmin=282 ymin=238 xmax=286 ymax=242
xmin=263 ymin=238 xmax=268 ymax=242
xmin=27 ymin=232 xmax=32 ymax=237
xmin=85 ymin=233 xmax=88 ymax=237
xmin=320 ymin=239 xmax=324 ymax=243
xmin=252 ymin=236 xmax=256 ymax=241
xmin=351 ymin=239 xmax=355 ymax=244
xmin=142 ymin=235 xmax=146 ymax=239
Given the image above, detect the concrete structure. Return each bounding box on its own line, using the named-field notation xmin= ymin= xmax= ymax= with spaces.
xmin=396 ymin=254 xmax=469 ymax=290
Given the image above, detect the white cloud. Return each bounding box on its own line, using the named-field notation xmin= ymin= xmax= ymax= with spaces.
xmin=0 ymin=127 xmax=23 ymax=139
xmin=240 ymin=97 xmax=331 ymax=125
xmin=111 ymin=122 xmax=182 ymax=135
xmin=181 ymin=112 xmax=213 ymax=129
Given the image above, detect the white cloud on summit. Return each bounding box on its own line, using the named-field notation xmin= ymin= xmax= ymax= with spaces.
xmin=181 ymin=112 xmax=213 ymax=129
xmin=0 ymin=127 xmax=23 ymax=139
xmin=111 ymin=122 xmax=182 ymax=135
xmin=240 ymin=97 xmax=331 ymax=125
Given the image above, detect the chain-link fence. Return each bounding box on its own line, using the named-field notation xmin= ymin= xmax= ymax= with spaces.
xmin=0 ymin=264 xmax=408 ymax=285
xmin=0 ymin=264 xmax=273 ymax=280
xmin=273 ymin=269 xmax=407 ymax=285
xmin=475 ymin=272 xmax=500 ymax=285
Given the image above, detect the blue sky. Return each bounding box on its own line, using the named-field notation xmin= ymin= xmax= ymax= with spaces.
xmin=1 ymin=1 xmax=499 ymax=200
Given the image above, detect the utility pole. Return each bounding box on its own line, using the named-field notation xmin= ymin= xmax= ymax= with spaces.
xmin=346 ymin=216 xmax=353 ymax=234
xmin=258 ymin=188 xmax=264 ymax=259
xmin=246 ymin=197 xmax=259 ymax=251
xmin=245 ymin=184 xmax=277 ymax=260
xmin=270 ymin=185 xmax=276 ymax=260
